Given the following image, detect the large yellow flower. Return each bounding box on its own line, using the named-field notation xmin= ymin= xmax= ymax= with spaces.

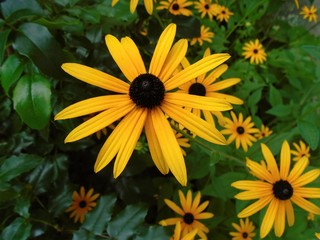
xmin=300 ymin=5 xmax=318 ymax=23
xmin=215 ymin=5 xmax=234 ymax=22
xmin=229 ymin=218 xmax=256 ymax=240
xmin=221 ymin=112 xmax=259 ymax=152
xmin=159 ymin=190 xmax=214 ymax=240
xmin=291 ymin=140 xmax=311 ymax=161
xmin=55 ymin=24 xmax=231 ymax=186
xmin=242 ymin=39 xmax=267 ymax=65
xmin=157 ymin=0 xmax=193 ymax=16
xmin=232 ymin=141 xmax=320 ymax=238
xmin=66 ymin=186 xmax=100 ymax=223
xmin=112 ymin=0 xmax=155 ymax=15
xmin=190 ymin=25 xmax=214 ymax=46
xmin=194 ymin=0 xmax=219 ymax=20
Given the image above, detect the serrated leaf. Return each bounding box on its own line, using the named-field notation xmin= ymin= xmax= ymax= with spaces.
xmin=298 ymin=121 xmax=319 ymax=150
xmin=107 ymin=204 xmax=148 ymax=240
xmin=13 ymin=74 xmax=52 ymax=129
xmin=83 ymin=195 xmax=117 ymax=235
xmin=0 ymin=154 xmax=42 ymax=182
xmin=1 ymin=217 xmax=31 ymax=240
xmin=0 ymin=29 xmax=11 ymax=64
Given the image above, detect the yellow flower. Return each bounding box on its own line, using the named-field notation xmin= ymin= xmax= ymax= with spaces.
xmin=242 ymin=39 xmax=267 ymax=65
xmin=178 ymin=49 xmax=242 ymax=127
xmin=65 ymin=186 xmax=100 ymax=223
xmin=232 ymin=141 xmax=320 ymax=238
xmin=174 ymin=128 xmax=191 ymax=157
xmin=254 ymin=124 xmax=273 ymax=139
xmin=157 ymin=0 xmax=193 ymax=16
xmin=295 ymin=0 xmax=299 ymax=8
xmin=171 ymin=221 xmax=198 ymax=240
xmin=55 ymin=24 xmax=231 ymax=186
xmin=291 ymin=140 xmax=311 ymax=161
xmin=300 ymin=5 xmax=318 ymax=23
xmin=190 ymin=26 xmax=214 ymax=46
xmin=316 ymin=232 xmax=320 ymax=239
xmin=159 ymin=190 xmax=214 ymax=240
xmin=112 ymin=0 xmax=155 ymax=15
xmin=229 ymin=218 xmax=256 ymax=240
xmin=194 ymin=0 xmax=219 ymax=20
xmin=215 ymin=5 xmax=233 ymax=22
xmin=221 ymin=112 xmax=259 ymax=152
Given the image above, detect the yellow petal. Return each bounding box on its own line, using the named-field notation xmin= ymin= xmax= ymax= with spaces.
xmin=195 ymin=212 xmax=214 ymax=219
xmin=294 ymin=188 xmax=320 ymax=198
xmin=231 ymin=180 xmax=271 ymax=190
xmin=238 ymin=195 xmax=273 ymax=218
xmin=55 ymin=95 xmax=131 ymax=120
xmin=284 ymin=200 xmax=295 ymax=226
xmin=190 ymin=192 xmax=201 ymax=212
xmin=164 ymin=199 xmax=185 ymax=216
xmin=206 ymin=78 xmax=241 ymax=91
xmin=130 ymin=0 xmax=138 ymax=13
xmin=65 ymin=104 xmax=134 ymax=143
xmin=206 ymin=92 xmax=244 ymax=105
xmin=234 ymin=190 xmax=272 ymax=200
xmin=274 ymin=200 xmax=285 ymax=237
xmin=202 ymin=64 xmax=228 ymax=85
xmin=291 ymin=169 xmax=320 ymax=188
xmin=287 ymin=156 xmax=309 ymax=183
xmin=291 ymin=194 xmax=320 ymax=215
xmin=194 ymin=201 xmax=209 ymax=215
xmin=261 ymin=143 xmax=280 ymax=181
xmin=62 ymin=63 xmax=129 ymax=93
xmin=260 ymin=198 xmax=279 ymax=238
xmin=246 ymin=159 xmax=274 ymax=183
xmin=280 ymin=140 xmax=291 ymax=180
xmin=149 ymin=24 xmax=176 ymax=76
xmin=144 ymin=0 xmax=153 ymax=14
xmin=165 ymin=53 xmax=230 ymax=90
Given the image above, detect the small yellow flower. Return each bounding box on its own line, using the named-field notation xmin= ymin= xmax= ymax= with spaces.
xmin=300 ymin=5 xmax=318 ymax=23
xmin=159 ymin=190 xmax=214 ymax=240
xmin=215 ymin=5 xmax=233 ymax=22
xmin=112 ymin=0 xmax=155 ymax=15
xmin=229 ymin=218 xmax=256 ymax=240
xmin=66 ymin=186 xmax=100 ymax=223
xmin=242 ymin=39 xmax=267 ymax=65
xmin=291 ymin=140 xmax=311 ymax=161
xmin=157 ymin=0 xmax=193 ymax=16
xmin=254 ymin=124 xmax=273 ymax=139
xmin=194 ymin=0 xmax=219 ymax=20
xmin=171 ymin=221 xmax=198 ymax=240
xmin=190 ymin=25 xmax=214 ymax=46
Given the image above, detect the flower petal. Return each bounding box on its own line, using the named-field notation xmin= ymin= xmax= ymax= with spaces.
xmin=238 ymin=195 xmax=273 ymax=218
xmin=246 ymin=159 xmax=274 ymax=183
xmin=287 ymin=156 xmax=309 ymax=183
xmin=231 ymin=180 xmax=271 ymax=190
xmin=294 ymin=188 xmax=320 ymax=198
xmin=144 ymin=0 xmax=153 ymax=14
xmin=280 ymin=141 xmax=291 ymax=180
xmin=291 ymin=194 xmax=320 ymax=215
xmin=202 ymin=64 xmax=228 ymax=85
xmin=121 ymin=37 xmax=146 ymax=74
xmin=130 ymin=0 xmax=138 ymax=13
xmin=291 ymin=169 xmax=320 ymax=188
xmin=164 ymin=199 xmax=185 ymax=216
xmin=234 ymin=190 xmax=272 ymax=200
xmin=274 ymin=200 xmax=285 ymax=237
xmin=284 ymin=200 xmax=295 ymax=226
xmin=261 ymin=143 xmax=280 ymax=181
xmin=260 ymin=198 xmax=279 ymax=238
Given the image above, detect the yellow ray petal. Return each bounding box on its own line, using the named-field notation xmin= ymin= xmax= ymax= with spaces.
xmin=105 ymin=35 xmax=139 ymax=81
xmin=291 ymin=169 xmax=320 ymax=188
xmin=184 ymin=190 xmax=192 ymax=212
xmin=165 ymin=93 xmax=232 ymax=111
xmin=280 ymin=141 xmax=291 ymax=180
xmin=294 ymin=188 xmax=320 ymax=198
xmin=55 ymin=95 xmax=131 ymax=120
xmin=206 ymin=78 xmax=241 ymax=91
xmin=151 ymin=107 xmax=187 ymax=186
xmin=164 ymin=199 xmax=185 ymax=216
xmin=234 ymin=190 xmax=272 ymax=200
xmin=291 ymin=194 xmax=320 ymax=215
xmin=202 ymin=64 xmax=228 ymax=85
xmin=65 ymin=104 xmax=134 ymax=143
xmin=238 ymin=195 xmax=273 ymax=218
xmin=284 ymin=200 xmax=295 ymax=226
xmin=144 ymin=0 xmax=153 ymax=14
xmin=261 ymin=143 xmax=280 ymax=181
xmin=190 ymin=192 xmax=201 ymax=212
xmin=165 ymin=53 xmax=230 ymax=90
xmin=113 ymin=108 xmax=147 ymax=178
xmin=145 ymin=112 xmax=169 ymax=174
xmin=206 ymin=92 xmax=244 ymax=105
xmin=260 ymin=198 xmax=279 ymax=238
xmin=121 ymin=37 xmax=146 ymax=74
xmin=159 ymin=217 xmax=182 ymax=226
xmin=194 ymin=201 xmax=209 ymax=215
xmin=130 ymin=0 xmax=139 ymax=13
xmin=161 ymin=102 xmax=227 ymax=145
xmin=62 ymin=63 xmax=129 ymax=93
xmin=196 ymin=212 xmax=214 ymax=219
xmin=158 ymin=39 xmax=188 ymax=83
xmin=287 ymin=156 xmax=309 ymax=183
xmin=149 ymin=24 xmax=176 ymax=76
xmin=231 ymin=180 xmax=271 ymax=190
xmin=246 ymin=159 xmax=274 ymax=183
xmin=274 ymin=200 xmax=285 ymax=237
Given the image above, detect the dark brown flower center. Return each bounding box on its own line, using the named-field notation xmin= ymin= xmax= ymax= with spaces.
xmin=129 ymin=73 xmax=165 ymax=109
xmin=273 ymin=180 xmax=293 ymax=200
xmin=188 ymin=83 xmax=206 ymax=96
xmin=183 ymin=213 xmax=194 ymax=224
xmin=79 ymin=200 xmax=87 ymax=208
xmin=236 ymin=126 xmax=245 ymax=134
xmin=204 ymin=4 xmax=210 ymax=10
xmin=172 ymin=3 xmax=180 ymax=10
xmin=253 ymin=49 xmax=258 ymax=54
xmin=242 ymin=232 xmax=249 ymax=239
xmin=222 ymin=10 xmax=226 ymax=14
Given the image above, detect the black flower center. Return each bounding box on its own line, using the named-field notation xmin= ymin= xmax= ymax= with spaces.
xmin=236 ymin=126 xmax=245 ymax=134
xmin=129 ymin=73 xmax=165 ymax=109
xmin=273 ymin=180 xmax=293 ymax=200
xmin=172 ymin=3 xmax=180 ymax=10
xmin=253 ymin=49 xmax=259 ymax=54
xmin=204 ymin=4 xmax=210 ymax=9
xmin=79 ymin=200 xmax=87 ymax=208
xmin=188 ymin=83 xmax=206 ymax=96
xmin=183 ymin=213 xmax=194 ymax=224
xmin=222 ymin=10 xmax=226 ymax=14
xmin=242 ymin=232 xmax=249 ymax=239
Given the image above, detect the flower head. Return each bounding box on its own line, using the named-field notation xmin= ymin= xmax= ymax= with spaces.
xmin=300 ymin=5 xmax=318 ymax=22
xmin=229 ymin=218 xmax=256 ymax=240
xmin=291 ymin=140 xmax=311 ymax=161
xmin=194 ymin=0 xmax=219 ymax=20
xmin=157 ymin=0 xmax=193 ymax=16
xmin=112 ymin=0 xmax=155 ymax=15
xmin=215 ymin=5 xmax=233 ymax=22
xmin=242 ymin=39 xmax=267 ymax=64
xmin=254 ymin=124 xmax=273 ymax=139
xmin=171 ymin=221 xmax=198 ymax=240
xmin=190 ymin=26 xmax=214 ymax=46
xmin=232 ymin=141 xmax=320 ymax=238
xmin=221 ymin=112 xmax=259 ymax=152
xmin=66 ymin=186 xmax=100 ymax=223
xmin=55 ymin=24 xmax=231 ymax=186
xmin=159 ymin=190 xmax=214 ymax=240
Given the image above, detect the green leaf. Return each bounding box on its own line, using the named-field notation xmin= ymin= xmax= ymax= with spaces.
xmin=1 ymin=0 xmax=44 ymax=18
xmin=298 ymin=121 xmax=319 ymax=150
xmin=0 ymin=29 xmax=11 ymax=64
xmin=0 ymin=54 xmax=25 ymax=96
xmin=266 ymin=104 xmax=293 ymax=117
xmin=302 ymin=45 xmax=320 ymax=60
xmin=14 ymin=190 xmax=31 ymax=218
xmin=107 ymin=204 xmax=148 ymax=239
xmin=83 ymin=195 xmax=117 ymax=235
xmin=0 ymin=183 xmax=19 ymax=202
xmin=13 ymin=23 xmax=65 ymax=78
xmin=135 ymin=225 xmax=170 ymax=240
xmin=1 ymin=217 xmax=31 ymax=240
xmin=268 ymin=84 xmax=283 ymax=107
xmin=72 ymin=228 xmax=102 ymax=240
xmin=172 ymin=16 xmax=201 ymax=38
xmin=13 ymin=74 xmax=52 ymax=129
xmin=0 ymin=154 xmax=42 ymax=182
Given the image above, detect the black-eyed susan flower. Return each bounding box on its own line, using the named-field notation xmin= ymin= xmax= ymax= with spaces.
xmin=157 ymin=0 xmax=193 ymax=16
xmin=178 ymin=49 xmax=243 ymax=127
xmin=242 ymin=39 xmax=267 ymax=65
xmin=112 ymin=0 xmax=155 ymax=15
xmin=171 ymin=221 xmax=198 ymax=240
xmin=215 ymin=5 xmax=233 ymax=22
xmin=55 ymin=24 xmax=232 ymax=186
xmin=221 ymin=112 xmax=259 ymax=152
xmin=300 ymin=5 xmax=318 ymax=23
xmin=291 ymin=140 xmax=311 ymax=161
xmin=254 ymin=124 xmax=273 ymax=139
xmin=194 ymin=0 xmax=219 ymax=20
xmin=232 ymin=141 xmax=320 ymax=238
xmin=229 ymin=218 xmax=256 ymax=240
xmin=66 ymin=186 xmax=100 ymax=223
xmin=190 ymin=26 xmax=214 ymax=46
xmin=159 ymin=189 xmax=214 ymax=240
